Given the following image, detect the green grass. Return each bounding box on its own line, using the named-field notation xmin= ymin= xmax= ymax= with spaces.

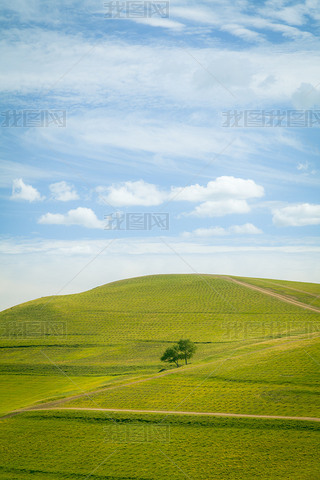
xmin=0 ymin=274 xmax=319 ymax=479
xmin=0 ymin=274 xmax=319 ymax=413
xmin=0 ymin=410 xmax=319 ymax=480
xmin=63 ymin=335 xmax=320 ymax=417
xmin=0 ymin=374 xmax=116 ymax=414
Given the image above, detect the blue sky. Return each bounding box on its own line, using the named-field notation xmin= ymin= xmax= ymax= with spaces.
xmin=1 ymin=0 xmax=320 ymax=309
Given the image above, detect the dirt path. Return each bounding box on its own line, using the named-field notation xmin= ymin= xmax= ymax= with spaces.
xmin=3 ymin=406 xmax=320 ymax=423
xmin=253 ymin=279 xmax=320 ymax=298
xmin=227 ymin=277 xmax=320 ymax=313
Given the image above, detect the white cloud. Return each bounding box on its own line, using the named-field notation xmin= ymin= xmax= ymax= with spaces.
xmin=183 ymin=227 xmax=227 ymax=238
xmin=258 ymin=2 xmax=308 ymax=26
xmin=1 ymin=28 xmax=320 ymax=112
xmin=2 ymin=237 xmax=320 ymax=257
xmin=189 ymin=199 xmax=251 ymax=217
xmin=183 ymin=223 xmax=262 ymax=237
xmin=229 ymin=223 xmax=263 ymax=234
xmin=97 ymin=180 xmax=167 ymax=207
xmin=171 ymin=2 xmax=317 ymax=42
xmin=4 ymin=0 xmax=319 ymax=38
xmin=55 ymin=113 xmax=232 ymax=159
xmin=96 ymin=177 xmax=264 ymax=216
xmin=297 ymin=161 xmax=309 ymax=171
xmin=49 ymin=181 xmax=79 ymax=201
xmin=11 ymin=178 xmax=43 ymax=202
xmin=38 ymin=207 xmax=104 ymax=229
xmin=171 ymin=177 xmax=264 ymax=202
xmin=96 ymin=177 xmax=264 ymax=211
xmin=132 ymin=17 xmax=185 ymax=30
xmin=177 ymin=177 xmax=264 ymax=218
xmin=170 ymin=6 xmax=219 ymax=25
xmin=221 ymin=24 xmax=264 ymax=42
xmin=273 ymin=203 xmax=320 ymax=226
xmin=265 ymin=23 xmax=312 ymax=39
xmin=291 ymin=82 xmax=320 ymax=109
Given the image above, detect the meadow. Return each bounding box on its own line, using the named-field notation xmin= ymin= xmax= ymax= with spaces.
xmin=0 ymin=410 xmax=319 ymax=480
xmin=63 ymin=335 xmax=320 ymax=417
xmin=0 ymin=274 xmax=319 ymax=479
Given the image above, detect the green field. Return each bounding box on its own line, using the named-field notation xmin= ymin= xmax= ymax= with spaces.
xmin=0 ymin=374 xmax=116 ymax=415
xmin=0 ymin=274 xmax=319 ymax=479
xmin=63 ymin=336 xmax=320 ymax=417
xmin=1 ymin=410 xmax=319 ymax=480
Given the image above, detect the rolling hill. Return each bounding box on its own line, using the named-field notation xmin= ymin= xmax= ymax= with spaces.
xmin=0 ymin=274 xmax=319 ymax=479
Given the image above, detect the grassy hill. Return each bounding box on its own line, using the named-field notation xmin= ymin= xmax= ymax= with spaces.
xmin=0 ymin=274 xmax=319 ymax=479
xmin=0 ymin=274 xmax=319 ymax=412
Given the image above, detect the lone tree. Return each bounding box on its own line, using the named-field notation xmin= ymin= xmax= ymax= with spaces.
xmin=177 ymin=339 xmax=197 ymax=365
xmin=160 ymin=345 xmax=181 ymax=368
xmin=161 ymin=339 xmax=197 ymax=368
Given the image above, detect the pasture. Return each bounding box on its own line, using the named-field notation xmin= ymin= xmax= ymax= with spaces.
xmin=0 ymin=274 xmax=319 ymax=479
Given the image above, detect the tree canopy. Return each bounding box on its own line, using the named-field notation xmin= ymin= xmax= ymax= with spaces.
xmin=177 ymin=339 xmax=197 ymax=365
xmin=160 ymin=345 xmax=181 ymax=367
xmin=160 ymin=339 xmax=197 ymax=367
